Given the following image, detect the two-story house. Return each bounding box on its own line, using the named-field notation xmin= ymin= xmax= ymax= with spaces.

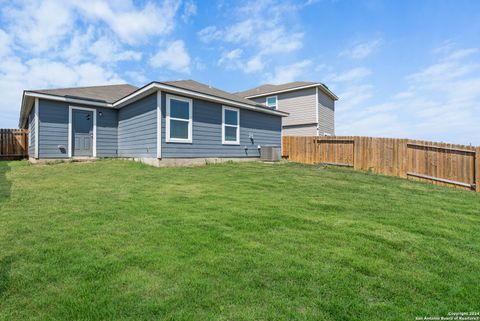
xmin=236 ymin=82 xmax=338 ymax=136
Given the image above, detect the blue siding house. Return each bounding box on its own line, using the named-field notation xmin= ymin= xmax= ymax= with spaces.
xmin=19 ymin=80 xmax=287 ymax=166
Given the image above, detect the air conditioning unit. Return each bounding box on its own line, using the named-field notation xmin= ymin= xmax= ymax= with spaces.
xmin=260 ymin=145 xmax=281 ymax=162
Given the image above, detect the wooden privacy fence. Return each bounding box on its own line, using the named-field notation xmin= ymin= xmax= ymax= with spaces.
xmin=282 ymin=136 xmax=480 ymax=192
xmin=0 ymin=129 xmax=29 ymax=160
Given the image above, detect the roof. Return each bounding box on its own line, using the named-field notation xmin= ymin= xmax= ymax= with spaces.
xmin=19 ymin=80 xmax=288 ymax=128
xmin=235 ymin=81 xmax=338 ymax=100
xmin=159 ymin=80 xmax=271 ymax=109
xmin=31 ymin=84 xmax=138 ymax=103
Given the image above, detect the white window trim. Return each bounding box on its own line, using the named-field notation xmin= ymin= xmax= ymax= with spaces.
xmin=266 ymin=95 xmax=278 ymax=109
xmin=166 ymin=94 xmax=193 ymax=144
xmin=68 ymin=106 xmax=97 ymax=158
xmin=222 ymin=106 xmax=240 ymax=145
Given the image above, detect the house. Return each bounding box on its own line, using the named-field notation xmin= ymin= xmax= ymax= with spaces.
xmin=18 ymin=80 xmax=288 ymax=165
xmin=235 ymin=82 xmax=338 ymax=136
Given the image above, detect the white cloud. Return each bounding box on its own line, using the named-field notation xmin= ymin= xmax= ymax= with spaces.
xmin=2 ymin=0 xmax=74 ymax=53
xmin=125 ymin=70 xmax=148 ymax=84
xmin=329 ymin=67 xmax=372 ymax=82
xmin=218 ymin=49 xmax=264 ymax=73
xmin=198 ymin=26 xmax=223 ymax=43
xmin=62 ymin=28 xmax=142 ymax=65
xmin=337 ymin=84 xmax=374 ymax=109
xmin=150 ymin=40 xmax=191 ymax=74
xmin=245 ymin=55 xmax=264 ymax=73
xmin=73 ymin=0 xmax=181 ymax=45
xmin=219 ymin=48 xmax=243 ymax=62
xmin=407 ymin=61 xmax=479 ymax=83
xmin=89 ymin=37 xmax=142 ymax=63
xmin=0 ymin=56 xmax=123 ymax=127
xmin=182 ymin=0 xmax=197 ymax=22
xmin=0 ymin=29 xmax=12 ymax=58
xmin=445 ymin=48 xmax=478 ymax=60
xmin=336 ymin=46 xmax=480 ymax=145
xmin=218 ymin=48 xmax=243 ymax=67
xmin=264 ymin=59 xmax=312 ymax=84
xmin=0 ymin=0 xmax=191 ymax=128
xmin=198 ymin=0 xmax=305 ymax=74
xmin=339 ymin=39 xmax=383 ymax=59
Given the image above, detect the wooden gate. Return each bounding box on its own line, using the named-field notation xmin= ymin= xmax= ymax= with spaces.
xmin=0 ymin=129 xmax=29 ymax=160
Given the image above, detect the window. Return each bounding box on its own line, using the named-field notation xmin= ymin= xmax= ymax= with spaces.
xmin=266 ymin=96 xmax=277 ymax=109
xmin=222 ymin=106 xmax=240 ymax=145
xmin=166 ymin=94 xmax=192 ymax=143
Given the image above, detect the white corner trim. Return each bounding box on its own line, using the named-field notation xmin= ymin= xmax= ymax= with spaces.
xmin=34 ymin=98 xmax=39 ymax=159
xmin=68 ymin=106 xmax=97 ymax=158
xmin=165 ymin=93 xmax=193 ymax=144
xmin=315 ymin=87 xmax=319 ymax=136
xmin=222 ymin=105 xmax=240 ymax=145
xmin=156 ymin=90 xmax=162 ymax=158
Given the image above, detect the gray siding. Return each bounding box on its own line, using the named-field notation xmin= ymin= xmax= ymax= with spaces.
xmin=161 ymin=93 xmax=281 ymax=158
xmin=282 ymin=124 xmax=317 ymax=136
xmin=28 ymin=109 xmax=36 ymax=157
xmin=38 ymin=100 xmax=69 ymax=158
xmin=247 ymin=87 xmax=335 ymax=136
xmin=277 ymin=88 xmax=317 ymax=126
xmin=249 ymin=97 xmax=265 ymax=104
xmin=96 ymin=108 xmax=118 ymax=157
xmin=118 ymin=93 xmax=157 ymax=158
xmin=318 ymin=90 xmax=335 ymax=135
xmin=33 ymin=92 xmax=281 ymax=160
xmin=38 ymin=99 xmax=118 ymax=158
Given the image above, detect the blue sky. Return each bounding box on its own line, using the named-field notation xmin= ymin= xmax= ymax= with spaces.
xmin=1 ymin=0 xmax=479 ymax=144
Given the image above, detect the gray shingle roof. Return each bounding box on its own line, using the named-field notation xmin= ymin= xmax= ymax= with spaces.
xmin=20 ymin=80 xmax=289 ymax=128
xmin=31 ymin=84 xmax=138 ymax=103
xmin=160 ymin=80 xmax=268 ymax=108
xmin=236 ymin=81 xmax=329 ymax=98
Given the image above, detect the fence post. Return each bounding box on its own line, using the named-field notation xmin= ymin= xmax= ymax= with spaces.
xmin=476 ymin=147 xmax=480 ymax=192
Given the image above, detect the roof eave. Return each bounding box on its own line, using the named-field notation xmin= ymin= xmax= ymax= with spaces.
xmin=18 ymin=91 xmax=115 ymax=129
xmin=114 ymin=82 xmax=289 ymax=117
xmin=245 ymin=83 xmax=338 ymax=101
xmin=18 ymin=82 xmax=289 ymax=127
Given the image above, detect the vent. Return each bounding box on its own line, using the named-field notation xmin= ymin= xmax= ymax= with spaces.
xmin=260 ymin=145 xmax=281 ymax=162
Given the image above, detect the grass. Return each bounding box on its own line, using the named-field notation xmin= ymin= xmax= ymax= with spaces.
xmin=0 ymin=159 xmax=479 ymax=320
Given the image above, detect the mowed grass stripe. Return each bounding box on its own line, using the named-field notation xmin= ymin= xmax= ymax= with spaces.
xmin=0 ymin=160 xmax=478 ymax=320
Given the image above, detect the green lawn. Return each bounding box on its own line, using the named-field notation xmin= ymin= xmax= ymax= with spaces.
xmin=0 ymin=160 xmax=479 ymax=320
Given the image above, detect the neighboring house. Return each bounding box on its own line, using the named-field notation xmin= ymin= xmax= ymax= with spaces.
xmin=236 ymin=82 xmax=338 ymax=136
xmin=19 ymin=80 xmax=288 ymax=165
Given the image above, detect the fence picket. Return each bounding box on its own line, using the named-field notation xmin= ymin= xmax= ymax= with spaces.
xmin=0 ymin=129 xmax=29 ymax=160
xmin=282 ymin=136 xmax=478 ymax=192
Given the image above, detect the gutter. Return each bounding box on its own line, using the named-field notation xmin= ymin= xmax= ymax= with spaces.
xmin=19 ymin=82 xmax=289 ymax=129
xmin=113 ymin=82 xmax=289 ymax=117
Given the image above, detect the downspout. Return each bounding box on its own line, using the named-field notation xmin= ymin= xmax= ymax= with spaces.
xmin=156 ymin=90 xmax=162 ymax=159
xmin=34 ymin=98 xmax=39 ymax=159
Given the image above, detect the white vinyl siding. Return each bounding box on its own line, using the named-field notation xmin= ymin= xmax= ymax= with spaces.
xmin=282 ymin=124 xmax=318 ymax=136
xmin=276 ymin=88 xmax=317 ymax=126
xmin=317 ymin=90 xmax=335 ymax=135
